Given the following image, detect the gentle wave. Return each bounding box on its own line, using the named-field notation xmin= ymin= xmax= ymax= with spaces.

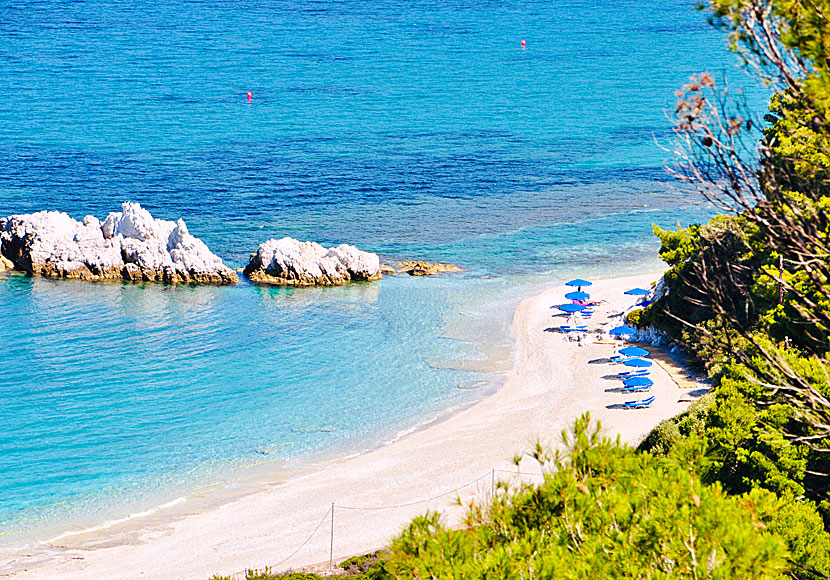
xmin=43 ymin=497 xmax=188 ymax=544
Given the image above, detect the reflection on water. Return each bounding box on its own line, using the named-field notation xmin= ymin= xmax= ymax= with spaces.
xmin=254 ymin=278 xmax=381 ymax=308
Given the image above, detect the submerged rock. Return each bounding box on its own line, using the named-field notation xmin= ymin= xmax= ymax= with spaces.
xmin=0 ymin=202 xmax=238 ymax=285
xmin=244 ymin=237 xmax=381 ymax=286
xmin=394 ymin=261 xmax=461 ymax=276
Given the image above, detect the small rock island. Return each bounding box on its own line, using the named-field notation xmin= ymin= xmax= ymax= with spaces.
xmin=393 ymin=261 xmax=461 ymax=276
xmin=0 ymin=202 xmax=238 ymax=285
xmin=244 ymin=237 xmax=382 ymax=286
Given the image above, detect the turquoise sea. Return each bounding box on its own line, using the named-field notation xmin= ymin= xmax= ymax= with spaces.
xmin=0 ymin=0 xmax=765 ymax=546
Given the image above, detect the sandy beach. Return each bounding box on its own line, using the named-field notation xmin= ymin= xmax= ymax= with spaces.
xmin=4 ymin=272 xmax=702 ymax=580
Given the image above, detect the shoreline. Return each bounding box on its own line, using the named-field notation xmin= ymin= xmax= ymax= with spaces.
xmin=3 ymin=270 xmax=700 ymax=580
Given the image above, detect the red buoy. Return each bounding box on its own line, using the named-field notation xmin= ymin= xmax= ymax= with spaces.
xmin=521 ymin=40 xmax=526 ymax=48
xmin=247 ymin=91 xmax=252 ymax=102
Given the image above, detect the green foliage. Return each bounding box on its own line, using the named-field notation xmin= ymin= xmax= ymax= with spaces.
xmin=763 ymin=490 xmax=830 ymax=576
xmin=765 ymin=91 xmax=830 ymax=180
xmin=209 ymin=553 xmax=391 ymax=580
xmin=644 ymin=217 xmax=830 ymax=568
xmin=705 ymin=0 xmax=830 ymax=91
xmin=645 ymin=212 xmax=830 ymax=505
xmin=639 ymin=307 xmax=830 ymax=574
xmin=624 ymin=306 xmax=645 ymax=327
xmin=704 ymin=373 xmax=809 ymax=497
xmin=755 ymin=264 xmax=830 ymax=352
xmin=338 ymin=552 xmax=390 ymax=579
xmin=639 ymin=393 xmax=715 ymax=456
xmin=383 ymin=416 xmax=789 ymax=579
xmin=649 ymin=216 xmax=767 ymax=349
xmin=209 ymin=569 xmax=275 ymax=580
xmin=653 ymin=222 xmax=701 ymax=268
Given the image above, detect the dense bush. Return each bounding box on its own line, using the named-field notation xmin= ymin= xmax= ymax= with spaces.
xmin=638 ymin=393 xmax=714 ymax=456
xmin=384 ymin=416 xmax=789 ymax=579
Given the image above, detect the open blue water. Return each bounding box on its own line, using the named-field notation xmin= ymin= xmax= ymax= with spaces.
xmin=0 ymin=0 xmax=765 ymax=544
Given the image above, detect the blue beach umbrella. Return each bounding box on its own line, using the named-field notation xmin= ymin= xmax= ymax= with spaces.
xmin=609 ymin=325 xmax=637 ymax=336
xmin=558 ymin=303 xmax=587 ymax=313
xmin=565 ymin=279 xmax=593 ymax=288
xmin=565 ymin=290 xmax=590 ymax=301
xmin=623 ymin=376 xmax=653 ymax=387
xmin=618 ymin=346 xmax=649 ymax=357
xmin=624 ymin=288 xmax=651 ymax=296
xmin=624 ymin=358 xmax=653 ymax=368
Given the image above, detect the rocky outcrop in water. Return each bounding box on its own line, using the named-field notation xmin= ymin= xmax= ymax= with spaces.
xmin=394 ymin=261 xmax=461 ymax=276
xmin=244 ymin=237 xmax=381 ymax=286
xmin=0 ymin=202 xmax=238 ymax=285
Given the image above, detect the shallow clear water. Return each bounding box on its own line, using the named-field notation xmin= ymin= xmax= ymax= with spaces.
xmin=0 ymin=0 xmax=765 ymax=543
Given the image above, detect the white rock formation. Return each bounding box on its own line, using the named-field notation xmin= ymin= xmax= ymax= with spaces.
xmin=0 ymin=202 xmax=238 ymax=285
xmin=244 ymin=237 xmax=381 ymax=286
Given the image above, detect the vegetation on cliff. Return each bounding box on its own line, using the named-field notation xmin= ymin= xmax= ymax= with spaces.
xmin=632 ymin=0 xmax=830 ymax=576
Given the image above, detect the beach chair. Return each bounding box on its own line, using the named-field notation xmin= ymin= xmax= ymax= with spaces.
xmin=623 ymin=384 xmax=652 ymax=393
xmin=624 ymin=396 xmax=655 ymax=409
xmin=560 ymin=325 xmax=588 ymax=332
xmin=618 ymin=369 xmax=650 ymax=378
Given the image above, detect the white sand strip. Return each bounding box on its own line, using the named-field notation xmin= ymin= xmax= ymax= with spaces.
xmin=4 ymin=272 xmax=696 ymax=580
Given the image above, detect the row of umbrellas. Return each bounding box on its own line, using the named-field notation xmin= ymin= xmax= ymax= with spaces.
xmin=560 ymin=278 xmax=656 ymax=396
xmin=560 ymin=279 xmax=593 ymax=318
xmin=565 ymin=278 xmax=651 ymax=296
xmin=617 ymin=346 xmax=653 ymax=390
xmin=619 ymin=287 xmax=651 ymax=354
xmin=558 ymin=279 xmax=643 ymax=337
xmin=561 ymin=278 xmax=657 ymax=397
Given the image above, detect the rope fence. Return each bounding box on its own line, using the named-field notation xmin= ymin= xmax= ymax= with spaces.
xmin=230 ymin=467 xmax=548 ymax=578
xmin=272 ymin=505 xmax=332 ymax=569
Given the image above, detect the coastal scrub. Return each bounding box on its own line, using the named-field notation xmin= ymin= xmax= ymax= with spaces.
xmin=384 ymin=415 xmax=788 ymax=579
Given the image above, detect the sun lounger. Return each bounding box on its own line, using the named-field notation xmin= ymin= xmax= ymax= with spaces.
xmin=623 ymin=384 xmax=652 ymax=392
xmin=560 ymin=325 xmax=588 ymax=332
xmin=624 ymin=396 xmax=655 ymax=409
xmin=618 ymin=369 xmax=650 ymax=378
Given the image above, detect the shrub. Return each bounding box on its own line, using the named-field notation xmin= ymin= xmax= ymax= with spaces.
xmin=384 ymin=415 xmax=789 ymax=579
